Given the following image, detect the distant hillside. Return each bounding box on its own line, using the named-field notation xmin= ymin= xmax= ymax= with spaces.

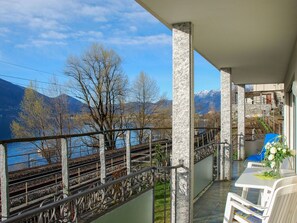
xmin=0 ymin=78 xmax=221 ymax=139
xmin=0 ymin=78 xmax=85 ymax=140
xmin=126 ymin=90 xmax=221 ymax=115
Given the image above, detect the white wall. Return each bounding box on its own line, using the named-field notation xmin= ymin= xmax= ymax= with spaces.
xmin=284 ymin=40 xmax=297 ymax=172
xmin=253 ymin=83 xmax=284 ymax=91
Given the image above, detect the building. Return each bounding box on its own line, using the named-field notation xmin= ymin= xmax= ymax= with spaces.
xmin=135 ymin=0 xmax=297 ymax=222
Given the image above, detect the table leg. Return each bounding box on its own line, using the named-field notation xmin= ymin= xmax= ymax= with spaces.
xmin=241 ymin=187 xmax=249 ymax=199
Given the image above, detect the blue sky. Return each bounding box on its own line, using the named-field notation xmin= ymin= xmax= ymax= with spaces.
xmin=0 ymin=0 xmax=220 ymax=99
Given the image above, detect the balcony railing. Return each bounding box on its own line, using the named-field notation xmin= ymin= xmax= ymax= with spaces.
xmin=0 ymin=127 xmax=222 ymax=222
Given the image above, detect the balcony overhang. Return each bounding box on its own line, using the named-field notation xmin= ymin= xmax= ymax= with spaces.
xmin=136 ymin=0 xmax=297 ymax=85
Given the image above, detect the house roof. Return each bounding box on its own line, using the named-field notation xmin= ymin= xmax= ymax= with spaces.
xmin=136 ymin=0 xmax=297 ymax=84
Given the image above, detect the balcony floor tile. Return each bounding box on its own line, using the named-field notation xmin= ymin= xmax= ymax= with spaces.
xmin=193 ymin=161 xmax=259 ymax=223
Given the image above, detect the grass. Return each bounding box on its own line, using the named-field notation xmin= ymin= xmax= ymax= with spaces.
xmin=154 ymin=181 xmax=171 ymax=223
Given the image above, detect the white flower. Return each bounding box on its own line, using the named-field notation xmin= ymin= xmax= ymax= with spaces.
xmin=282 ymin=149 xmax=287 ymax=154
xmin=265 ymin=143 xmax=271 ymax=149
xmin=268 ymin=154 xmax=274 ymax=161
xmin=270 ymin=161 xmax=276 ymax=168
xmin=270 ymin=147 xmax=277 ymax=154
xmin=277 ymin=147 xmax=281 ymax=151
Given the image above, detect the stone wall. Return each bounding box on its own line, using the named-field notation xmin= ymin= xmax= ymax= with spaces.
xmin=232 ymin=104 xmax=272 ymax=118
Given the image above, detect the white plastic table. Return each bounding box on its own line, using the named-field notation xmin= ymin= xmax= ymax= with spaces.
xmin=235 ymin=167 xmax=295 ymax=205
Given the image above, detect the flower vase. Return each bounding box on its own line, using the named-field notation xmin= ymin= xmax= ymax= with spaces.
xmin=273 ymin=161 xmax=281 ymax=178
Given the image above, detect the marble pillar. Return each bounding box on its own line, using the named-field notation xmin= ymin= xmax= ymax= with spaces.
xmin=171 ymin=22 xmax=194 ymax=223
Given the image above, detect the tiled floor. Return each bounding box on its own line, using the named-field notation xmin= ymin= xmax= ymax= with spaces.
xmin=193 ymin=161 xmax=259 ymax=223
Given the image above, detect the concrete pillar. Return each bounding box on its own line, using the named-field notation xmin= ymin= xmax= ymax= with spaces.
xmin=99 ymin=134 xmax=106 ymax=184
xmin=171 ymin=22 xmax=194 ymax=223
xmin=61 ymin=138 xmax=70 ymax=197
xmin=125 ymin=130 xmax=131 ymax=175
xmin=0 ymin=144 xmax=9 ymax=220
xmin=220 ymin=68 xmax=232 ymax=180
xmin=237 ymin=84 xmax=245 ymax=160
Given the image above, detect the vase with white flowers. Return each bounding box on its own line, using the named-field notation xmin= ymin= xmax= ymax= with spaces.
xmin=263 ymin=135 xmax=295 ymax=178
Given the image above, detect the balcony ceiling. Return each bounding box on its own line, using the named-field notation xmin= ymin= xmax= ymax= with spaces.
xmin=136 ymin=0 xmax=297 ymax=84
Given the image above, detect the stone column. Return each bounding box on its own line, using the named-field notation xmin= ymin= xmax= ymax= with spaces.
xmin=171 ymin=22 xmax=194 ymax=223
xmin=0 ymin=144 xmax=9 ymax=220
xmin=237 ymin=84 xmax=245 ymax=160
xmin=220 ymin=68 xmax=232 ymax=180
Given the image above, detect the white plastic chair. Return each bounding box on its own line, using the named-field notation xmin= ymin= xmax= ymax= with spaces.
xmin=227 ymin=175 xmax=297 ymax=209
xmin=224 ymin=184 xmax=297 ymax=223
xmin=260 ymin=175 xmax=297 ymax=207
xmin=243 ymin=164 xmax=296 ymax=205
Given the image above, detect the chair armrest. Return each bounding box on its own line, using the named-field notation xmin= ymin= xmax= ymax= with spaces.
xmin=227 ymin=193 xmax=266 ymax=211
xmin=231 ymin=201 xmax=268 ymax=220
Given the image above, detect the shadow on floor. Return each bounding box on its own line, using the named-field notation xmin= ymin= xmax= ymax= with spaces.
xmin=193 ymin=161 xmax=259 ymax=223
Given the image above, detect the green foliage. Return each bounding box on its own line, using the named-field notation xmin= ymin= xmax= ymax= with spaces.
xmin=154 ymin=182 xmax=170 ymax=223
xmin=257 ymin=117 xmax=273 ymax=133
xmin=154 ymin=144 xmax=169 ymax=166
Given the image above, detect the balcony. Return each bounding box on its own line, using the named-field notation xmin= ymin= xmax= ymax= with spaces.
xmin=0 ymin=127 xmax=270 ymax=223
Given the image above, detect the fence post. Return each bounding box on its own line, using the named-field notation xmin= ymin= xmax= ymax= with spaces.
xmin=252 ymin=128 xmax=255 ymax=141
xmin=206 ymin=131 xmax=209 ymax=143
xmin=61 ymin=138 xmax=69 ymax=197
xmin=149 ymin=129 xmax=152 ymax=166
xmin=99 ymin=134 xmax=106 ymax=184
xmin=0 ymin=144 xmax=9 ymax=221
xmin=126 ymin=130 xmax=131 ymax=174
xmin=216 ymin=144 xmax=220 ymax=181
xmin=239 ymin=133 xmax=245 ymax=160
xmin=220 ymin=142 xmax=224 ymax=180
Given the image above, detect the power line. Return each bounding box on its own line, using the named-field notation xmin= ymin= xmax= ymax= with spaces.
xmin=9 ymin=81 xmax=54 ymax=92
xmin=0 ymin=73 xmax=70 ymax=88
xmin=0 ymin=59 xmax=66 ymax=77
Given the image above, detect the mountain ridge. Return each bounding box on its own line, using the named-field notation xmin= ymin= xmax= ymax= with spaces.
xmin=0 ymin=78 xmax=85 ymax=139
xmin=0 ymin=78 xmax=221 ymax=139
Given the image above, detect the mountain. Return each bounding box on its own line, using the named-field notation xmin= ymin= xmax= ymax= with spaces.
xmin=0 ymin=78 xmax=85 ymax=140
xmin=194 ymin=90 xmax=221 ymax=114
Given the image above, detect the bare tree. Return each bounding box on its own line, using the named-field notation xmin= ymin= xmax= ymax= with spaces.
xmin=11 ymin=80 xmax=77 ymax=163
xmin=65 ymin=43 xmax=128 ymax=150
xmin=130 ymin=72 xmax=160 ymax=143
xmin=11 ymin=84 xmax=55 ymax=163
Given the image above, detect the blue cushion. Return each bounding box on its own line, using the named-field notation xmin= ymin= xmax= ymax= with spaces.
xmin=234 ymin=207 xmax=263 ymax=223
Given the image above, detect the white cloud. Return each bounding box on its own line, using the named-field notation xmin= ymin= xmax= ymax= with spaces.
xmin=78 ymin=5 xmax=109 ymax=22
xmin=129 ymin=26 xmax=138 ymax=32
xmin=0 ymin=27 xmax=9 ymax=36
xmin=40 ymin=31 xmax=68 ymax=40
xmin=16 ymin=39 xmax=67 ymax=48
xmin=108 ymin=34 xmax=171 ymax=46
xmin=0 ymin=0 xmax=170 ymax=49
xmin=122 ymin=11 xmax=159 ymax=24
xmin=74 ymin=31 xmax=103 ymax=39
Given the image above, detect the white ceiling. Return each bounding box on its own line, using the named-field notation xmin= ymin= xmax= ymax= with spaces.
xmin=136 ymin=0 xmax=297 ymax=84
